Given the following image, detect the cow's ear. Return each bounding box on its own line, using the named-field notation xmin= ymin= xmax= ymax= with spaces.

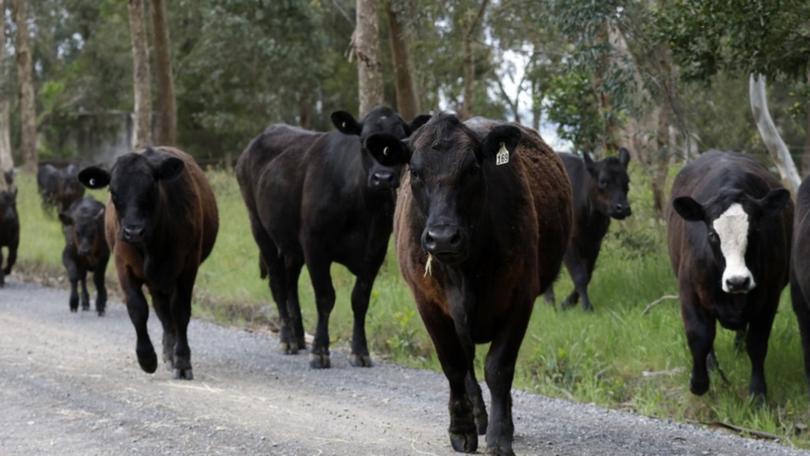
xmin=757 ymin=188 xmax=790 ymax=218
xmin=618 ymin=147 xmax=631 ymax=169
xmin=673 ymin=196 xmax=705 ymax=222
xmin=331 ymin=111 xmax=362 ymax=136
xmin=58 ymin=212 xmax=74 ymax=226
xmin=78 ymin=167 xmax=111 ymax=189
xmin=406 ymin=114 xmax=431 ymax=136
xmin=365 ymin=133 xmax=411 ymax=167
xmin=583 ymin=152 xmax=598 ymax=177
xmin=155 ymin=157 xmax=185 ymax=181
xmin=478 ymin=125 xmax=521 ymax=164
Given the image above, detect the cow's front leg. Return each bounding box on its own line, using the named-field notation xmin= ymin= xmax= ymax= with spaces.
xmin=121 ymin=273 xmax=157 ymax=374
xmin=484 ymin=297 xmax=531 ymax=456
xmin=420 ymin=305 xmax=477 ymax=453
xmin=349 ymin=275 xmax=375 ymax=367
xmin=746 ymin=298 xmax=778 ymax=402
xmin=170 ymin=270 xmax=197 ymax=380
xmin=681 ymin=291 xmax=715 ymax=395
xmin=305 ymin=253 xmax=335 ymax=369
xmin=80 ymin=273 xmax=90 ymax=311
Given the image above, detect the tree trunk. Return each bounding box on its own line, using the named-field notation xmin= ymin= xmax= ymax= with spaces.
xmin=803 ymin=64 xmax=810 ymax=178
xmin=749 ymin=74 xmax=801 ymax=195
xmin=150 ymin=0 xmax=176 ymax=146
xmin=355 ymin=0 xmax=383 ymax=117
xmin=129 ymin=0 xmax=152 ymax=150
xmin=460 ymin=0 xmax=489 ymax=120
xmin=0 ymin=0 xmax=13 ymax=175
xmin=652 ymin=104 xmax=671 ymax=216
xmin=11 ymin=0 xmax=36 ymax=173
xmin=386 ymin=2 xmax=419 ymax=120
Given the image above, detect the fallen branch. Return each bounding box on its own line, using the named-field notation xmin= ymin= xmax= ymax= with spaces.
xmin=704 ymin=421 xmax=781 ymax=441
xmin=642 ymin=294 xmax=678 ymax=315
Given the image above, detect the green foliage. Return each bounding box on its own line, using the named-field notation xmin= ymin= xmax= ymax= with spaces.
xmin=545 ymin=70 xmax=603 ymax=153
xmin=660 ymin=0 xmax=810 ymax=81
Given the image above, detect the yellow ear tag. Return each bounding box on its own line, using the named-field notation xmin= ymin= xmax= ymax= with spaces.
xmin=496 ymin=143 xmax=509 ymax=166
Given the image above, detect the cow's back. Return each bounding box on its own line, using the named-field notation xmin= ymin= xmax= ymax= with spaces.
xmin=235 ymin=124 xmax=322 ymax=216
xmin=513 ymin=126 xmax=572 ymax=296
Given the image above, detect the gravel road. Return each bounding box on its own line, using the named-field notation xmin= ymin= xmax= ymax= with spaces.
xmin=0 ymin=279 xmax=807 ymax=456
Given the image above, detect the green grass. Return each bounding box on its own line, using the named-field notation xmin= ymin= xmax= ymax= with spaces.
xmin=12 ymin=165 xmax=810 ymax=448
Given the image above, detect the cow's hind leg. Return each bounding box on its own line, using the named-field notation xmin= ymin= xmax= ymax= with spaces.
xmin=305 ymin=253 xmax=335 ymax=369
xmin=466 ymin=370 xmax=487 ymax=435
xmin=121 ymin=273 xmax=157 ymax=374
xmin=3 ymin=239 xmax=16 ymax=276
xmin=250 ymin=220 xmax=295 ymax=353
xmin=0 ymin=247 xmax=5 ymax=287
xmin=349 ymin=275 xmax=375 ymax=367
xmin=284 ymin=256 xmax=306 ymax=353
xmin=681 ymin=291 xmax=715 ymax=395
xmin=484 ymin=298 xmax=531 ymax=456
xmin=170 ymin=270 xmax=197 ymax=380
xmin=543 ymin=285 xmax=556 ymax=308
xmin=93 ymin=264 xmax=108 ymax=316
xmin=79 ymin=272 xmax=90 ymax=311
xmin=791 ymin=278 xmax=810 ymax=397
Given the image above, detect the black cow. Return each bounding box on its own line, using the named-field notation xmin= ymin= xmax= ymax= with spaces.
xmin=0 ymin=171 xmax=19 ymax=287
xmin=668 ymin=151 xmax=792 ymax=400
xmin=37 ymin=163 xmax=85 ymax=213
xmin=544 ymin=148 xmax=631 ymax=311
xmin=236 ymin=106 xmax=429 ymax=368
xmin=59 ymin=196 xmax=110 ymax=315
xmin=365 ymin=114 xmax=572 ymax=455
xmin=791 ymin=176 xmax=810 ymax=395
xmin=79 ymin=147 xmax=219 ymax=379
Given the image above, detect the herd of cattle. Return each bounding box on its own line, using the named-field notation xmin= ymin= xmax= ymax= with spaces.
xmin=0 ymin=106 xmax=809 ymax=454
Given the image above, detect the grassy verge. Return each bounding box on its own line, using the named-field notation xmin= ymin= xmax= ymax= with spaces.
xmin=12 ymin=165 xmax=810 ymax=448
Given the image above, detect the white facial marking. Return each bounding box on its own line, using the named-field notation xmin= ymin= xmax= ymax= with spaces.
xmin=712 ymin=203 xmax=755 ymax=293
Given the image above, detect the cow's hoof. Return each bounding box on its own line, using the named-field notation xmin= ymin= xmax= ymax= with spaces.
xmin=70 ymin=307 xmax=78 ymax=313
xmin=97 ymin=310 xmax=105 ymax=317
xmin=136 ymin=350 xmax=158 ymax=374
xmin=349 ymin=353 xmax=373 ymax=367
xmin=280 ymin=341 xmax=299 ymax=355
xmin=690 ymin=376 xmax=709 ymax=396
xmin=749 ymin=392 xmax=766 ymax=407
xmin=582 ymin=304 xmax=594 ymax=313
xmin=449 ymin=431 xmax=477 ymax=453
xmin=173 ymin=367 xmax=194 ymax=380
xmin=486 ymin=445 xmax=515 ymax=456
xmin=309 ymin=352 xmax=331 ymax=369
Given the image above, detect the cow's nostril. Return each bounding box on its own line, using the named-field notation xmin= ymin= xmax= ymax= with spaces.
xmin=449 ymin=232 xmax=461 ymax=246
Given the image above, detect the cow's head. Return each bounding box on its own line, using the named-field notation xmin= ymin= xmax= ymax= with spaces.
xmin=37 ymin=163 xmax=85 ymax=212
xmin=59 ymin=164 xmax=86 ymax=211
xmin=673 ymin=188 xmax=790 ymax=294
xmin=365 ymin=113 xmax=521 ymax=264
xmin=59 ymin=197 xmax=105 ymax=257
xmin=331 ymin=106 xmax=430 ymax=190
xmin=0 ymin=171 xmax=17 ymax=225
xmin=78 ymin=147 xmax=185 ymax=245
xmin=583 ymin=147 xmax=632 ymax=219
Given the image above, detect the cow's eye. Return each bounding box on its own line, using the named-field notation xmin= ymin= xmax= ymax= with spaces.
xmin=410 ymin=168 xmax=422 ymax=181
xmin=598 ymin=179 xmax=608 ymax=189
xmin=708 ymin=231 xmax=719 ymax=244
xmin=466 ymin=164 xmax=480 ymax=177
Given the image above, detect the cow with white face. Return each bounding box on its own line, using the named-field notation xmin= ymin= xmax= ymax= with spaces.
xmin=667 ymin=150 xmax=792 ymax=401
